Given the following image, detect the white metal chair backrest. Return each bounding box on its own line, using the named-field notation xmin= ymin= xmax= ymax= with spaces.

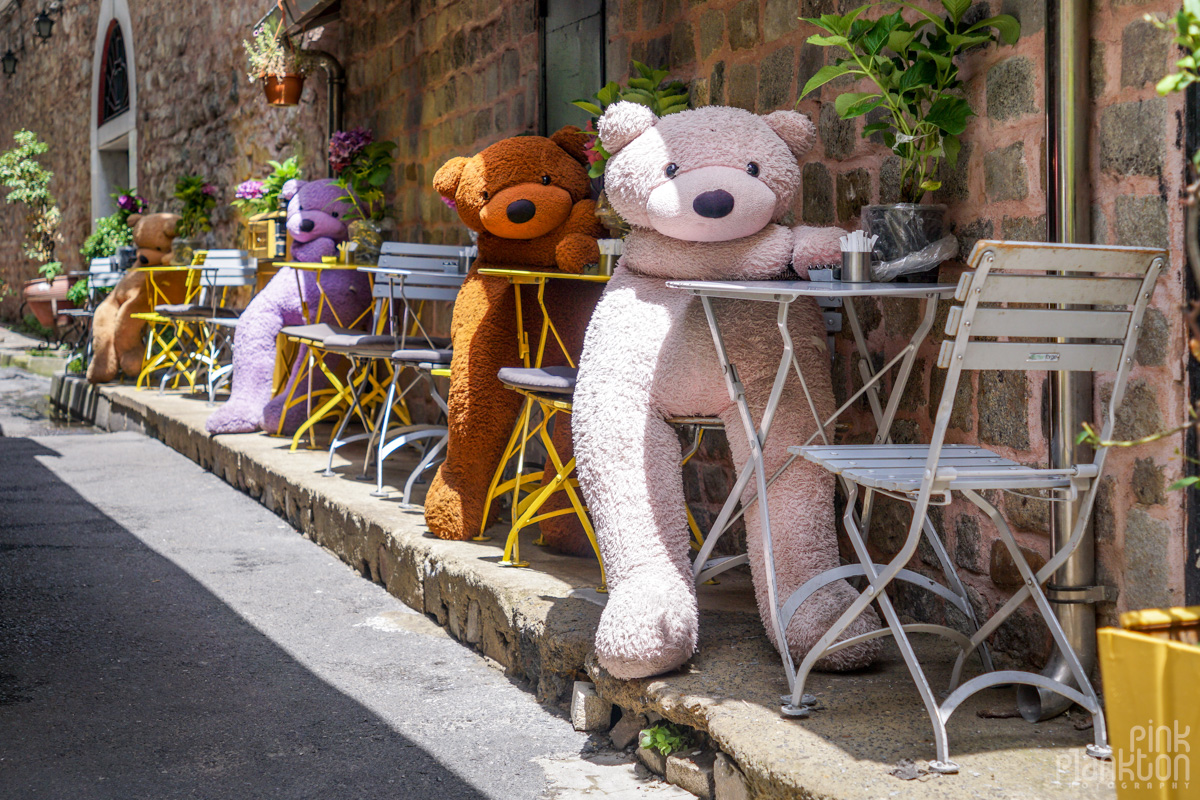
xmin=197 ymin=250 xmax=257 ymax=289
xmin=356 ymin=242 xmax=471 ymax=344
xmin=89 ymin=256 xmax=121 ymax=290
xmin=932 ymin=239 xmax=1165 ymax=481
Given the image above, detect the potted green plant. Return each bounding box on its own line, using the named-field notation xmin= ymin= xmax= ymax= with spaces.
xmin=798 ymin=2 xmax=1019 ymax=265
xmin=233 ymin=156 xmax=302 ymax=261
xmin=244 ymin=18 xmax=312 ymax=106
xmin=0 ymin=129 xmax=69 ymax=331
xmin=171 ymin=174 xmax=217 ymax=265
xmin=71 ymin=189 xmax=145 ymax=305
xmin=572 ymin=61 xmax=690 ymax=233
xmin=330 ymin=128 xmax=396 ymax=265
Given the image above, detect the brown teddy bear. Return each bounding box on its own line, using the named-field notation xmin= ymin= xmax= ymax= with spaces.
xmin=424 ymin=127 xmax=607 ymax=554
xmin=87 ymin=212 xmax=186 ymax=384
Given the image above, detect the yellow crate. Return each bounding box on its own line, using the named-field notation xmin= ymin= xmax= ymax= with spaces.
xmin=1097 ymin=605 xmax=1200 ymax=799
xmin=246 ymin=211 xmax=289 ymax=262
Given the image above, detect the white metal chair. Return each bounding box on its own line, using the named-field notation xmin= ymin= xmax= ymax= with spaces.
xmin=61 ymin=256 xmax=124 ymax=371
xmin=788 ymin=240 xmax=1165 ymax=773
xmin=154 ymin=250 xmax=256 ymax=399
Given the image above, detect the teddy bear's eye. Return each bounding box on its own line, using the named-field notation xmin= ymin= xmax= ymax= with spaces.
xmin=331 ymin=211 xmax=339 ymax=218
xmin=541 ymin=175 xmax=551 ymax=185
xmin=665 ymin=163 xmax=679 ymax=179
xmin=482 ymin=190 xmax=489 ymax=201
xmin=747 ymin=162 xmax=760 ymax=177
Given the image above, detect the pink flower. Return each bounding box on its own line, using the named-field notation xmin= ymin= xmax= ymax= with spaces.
xmin=441 ymin=196 xmax=457 ymax=210
xmin=202 ymin=183 xmax=218 ymax=196
xmin=235 ymin=180 xmax=266 ymax=200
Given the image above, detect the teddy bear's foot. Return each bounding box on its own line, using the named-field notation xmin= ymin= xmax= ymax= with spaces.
xmin=783 ymin=581 xmax=884 ymax=673
xmin=595 ymin=575 xmax=698 ymax=680
xmin=205 ymin=401 xmax=263 ymax=435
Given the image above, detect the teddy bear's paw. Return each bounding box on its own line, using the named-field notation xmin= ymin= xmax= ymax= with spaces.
xmin=205 ymin=402 xmax=263 ymax=435
xmin=782 ymin=582 xmax=883 ymax=673
xmin=594 ymin=578 xmax=699 ymax=679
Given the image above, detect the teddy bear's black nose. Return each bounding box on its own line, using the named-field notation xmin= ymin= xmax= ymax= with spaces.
xmin=506 ymin=199 xmax=536 ymax=224
xmin=693 ymin=190 xmax=735 ymax=219
xmin=299 ymin=218 xmax=316 ymax=233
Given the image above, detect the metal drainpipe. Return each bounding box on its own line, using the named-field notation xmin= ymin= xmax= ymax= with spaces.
xmin=1020 ymin=0 xmax=1100 ymax=722
xmin=306 ymin=50 xmax=345 ymax=177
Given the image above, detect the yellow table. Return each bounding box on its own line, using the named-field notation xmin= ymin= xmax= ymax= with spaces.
xmin=275 ymin=260 xmax=369 ymax=329
xmin=476 ymin=267 xmax=610 ymax=585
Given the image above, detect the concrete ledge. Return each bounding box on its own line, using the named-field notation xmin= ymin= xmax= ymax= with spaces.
xmin=86 ymin=381 xmax=1114 ymax=800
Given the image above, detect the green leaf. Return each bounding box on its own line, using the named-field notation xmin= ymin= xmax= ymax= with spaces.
xmin=862 ymin=120 xmax=892 ymax=137
xmin=1169 ymin=475 xmax=1200 ymax=491
xmin=897 ymin=58 xmax=936 ymax=93
xmin=1157 ymin=72 xmax=1190 ymax=96
xmin=587 ymin=161 xmax=606 ymax=179
xmin=368 ymin=165 xmax=390 ymax=187
xmin=596 ymin=82 xmax=620 ymax=105
xmin=941 ymin=0 xmax=971 ymax=24
xmin=943 ymin=133 xmax=961 ymax=168
xmin=919 ymin=178 xmax=942 ymax=193
xmin=925 ymin=96 xmax=974 ymax=134
xmin=886 ymin=29 xmax=915 ymax=54
xmin=802 ymin=13 xmax=850 ymax=37
xmin=572 ymin=100 xmax=603 ymax=115
xmin=628 ymin=77 xmax=654 ymax=90
xmin=839 ymin=93 xmax=883 ymax=118
xmin=834 ymin=91 xmax=873 ymax=117
xmin=806 ymin=33 xmax=850 ymax=47
xmin=658 ymin=93 xmax=691 ymax=107
xmin=946 ymin=33 xmax=994 ymax=50
xmin=862 ymin=12 xmax=904 ymax=56
xmin=965 ymin=14 xmax=1021 ymax=46
xmin=800 ymin=63 xmax=853 ymax=98
xmin=911 ymin=42 xmax=952 ymax=71
xmin=660 ymin=103 xmax=689 ymax=116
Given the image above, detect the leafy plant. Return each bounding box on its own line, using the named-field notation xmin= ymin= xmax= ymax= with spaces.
xmin=38 ymin=261 xmax=63 ymax=281
xmin=0 ymin=129 xmax=61 ymax=268
xmin=232 ymin=155 xmax=302 ymax=216
xmin=571 ymin=61 xmax=691 ymax=179
xmin=174 ymin=174 xmax=217 ymax=238
xmin=243 ymin=17 xmax=312 ymax=81
xmin=80 ymin=214 xmax=134 ymax=262
xmin=799 ymin=2 xmax=1020 ymax=204
xmin=329 ymin=128 xmax=396 ymax=221
xmin=66 ymin=277 xmax=90 ymax=305
xmin=638 ymin=723 xmax=693 ymax=756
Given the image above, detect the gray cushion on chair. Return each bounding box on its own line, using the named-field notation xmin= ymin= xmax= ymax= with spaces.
xmin=390 ymin=347 xmax=453 ymax=364
xmin=278 ymin=322 xmax=358 ymax=344
xmin=496 ymin=366 xmax=577 ymax=395
xmin=155 ymin=303 xmax=240 ymax=318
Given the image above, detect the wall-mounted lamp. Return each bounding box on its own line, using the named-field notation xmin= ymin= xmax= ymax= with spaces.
xmin=2 ymin=49 xmax=18 ymax=76
xmin=33 ymin=3 xmax=62 ymax=42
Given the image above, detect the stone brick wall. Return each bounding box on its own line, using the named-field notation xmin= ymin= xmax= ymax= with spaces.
xmin=0 ymin=0 xmax=329 ymax=319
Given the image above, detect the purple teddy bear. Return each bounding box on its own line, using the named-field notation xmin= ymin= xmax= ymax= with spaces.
xmin=206 ymin=178 xmax=371 ymax=435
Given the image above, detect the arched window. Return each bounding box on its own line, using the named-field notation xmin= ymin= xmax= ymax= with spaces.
xmin=98 ymin=20 xmax=129 ymax=125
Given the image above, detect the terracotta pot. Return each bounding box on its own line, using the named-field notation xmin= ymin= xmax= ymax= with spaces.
xmin=21 ymin=276 xmax=75 ymax=329
xmin=262 ymin=75 xmax=305 ymax=106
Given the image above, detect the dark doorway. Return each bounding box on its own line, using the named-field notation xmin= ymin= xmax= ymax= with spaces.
xmin=541 ymin=0 xmax=605 ymax=135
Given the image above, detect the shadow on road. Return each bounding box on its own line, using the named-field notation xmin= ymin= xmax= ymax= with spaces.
xmin=0 ymin=433 xmax=488 ymax=800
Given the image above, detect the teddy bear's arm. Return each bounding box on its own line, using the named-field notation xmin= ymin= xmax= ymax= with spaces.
xmin=790 ymin=225 xmax=845 ymax=280
xmin=554 ymin=200 xmax=605 ymax=274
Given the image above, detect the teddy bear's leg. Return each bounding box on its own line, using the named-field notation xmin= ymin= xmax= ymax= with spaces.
xmin=574 ymin=391 xmax=699 ymax=680
xmin=260 ymin=345 xmax=339 ymax=435
xmin=424 ymin=272 xmax=525 ymax=540
xmin=205 ymin=268 xmax=306 ymax=434
xmin=720 ymin=372 xmax=882 ymax=673
xmin=86 ymin=286 xmax=126 ymax=384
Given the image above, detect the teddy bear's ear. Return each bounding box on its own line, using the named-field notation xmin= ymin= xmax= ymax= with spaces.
xmin=433 ymin=157 xmax=469 ymax=199
xmin=126 ymin=213 xmax=142 ymax=229
xmin=280 ymin=179 xmax=305 ymax=202
xmin=598 ymin=101 xmax=658 ymax=155
xmin=549 ymin=126 xmax=590 ymax=167
xmin=763 ymin=110 xmax=817 ymax=159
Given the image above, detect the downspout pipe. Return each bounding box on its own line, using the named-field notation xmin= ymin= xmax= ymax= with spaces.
xmin=306 ymin=49 xmax=345 ymax=176
xmin=1021 ymin=0 xmax=1099 ymax=723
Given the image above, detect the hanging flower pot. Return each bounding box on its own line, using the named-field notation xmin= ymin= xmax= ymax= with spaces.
xmin=262 ymin=74 xmax=305 ymax=106
xmin=21 ymin=275 xmax=74 ymax=330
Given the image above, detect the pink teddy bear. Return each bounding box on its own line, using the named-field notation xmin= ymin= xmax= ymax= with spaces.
xmin=572 ymin=103 xmax=882 ymax=680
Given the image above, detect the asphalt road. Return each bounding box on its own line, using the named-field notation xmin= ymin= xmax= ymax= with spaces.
xmin=0 ymin=367 xmax=684 ymax=800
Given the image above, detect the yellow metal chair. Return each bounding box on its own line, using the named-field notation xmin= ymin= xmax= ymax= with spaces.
xmin=131 ymin=252 xmax=207 ymax=389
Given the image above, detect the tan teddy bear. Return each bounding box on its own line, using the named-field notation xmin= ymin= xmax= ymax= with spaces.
xmin=87 ymin=212 xmax=185 ymax=384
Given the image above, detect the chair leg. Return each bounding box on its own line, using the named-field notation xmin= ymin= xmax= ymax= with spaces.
xmin=324 ymin=359 xmax=362 ymax=477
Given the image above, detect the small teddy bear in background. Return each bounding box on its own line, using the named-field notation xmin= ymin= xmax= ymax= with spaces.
xmin=206 ymin=178 xmax=370 ymax=435
xmin=87 ymin=212 xmax=184 ymax=384
xmin=572 ymin=102 xmax=882 ymax=680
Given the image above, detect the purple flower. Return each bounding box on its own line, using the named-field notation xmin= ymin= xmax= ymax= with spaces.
xmin=117 ymin=194 xmax=139 ymax=212
xmin=235 ymin=179 xmax=266 ymax=200
xmin=202 ymin=183 xmax=218 ymax=197
xmin=441 ymin=196 xmax=457 ymax=210
xmin=329 ymin=127 xmax=373 ymax=174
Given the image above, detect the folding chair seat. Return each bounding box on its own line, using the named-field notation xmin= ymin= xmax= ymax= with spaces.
xmin=787 ymin=240 xmax=1166 ymax=773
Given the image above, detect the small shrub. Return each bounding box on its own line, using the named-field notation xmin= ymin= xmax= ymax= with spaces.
xmin=639 ymin=723 xmax=693 ymax=756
